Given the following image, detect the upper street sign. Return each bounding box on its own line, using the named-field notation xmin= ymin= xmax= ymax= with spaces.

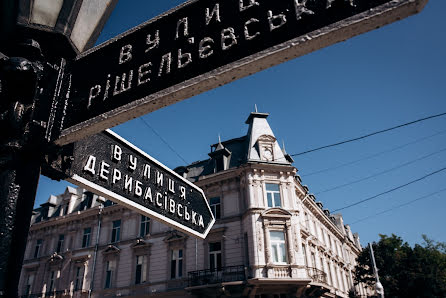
xmin=55 ymin=0 xmax=427 ymax=145
xmin=65 ymin=129 xmax=215 ymax=239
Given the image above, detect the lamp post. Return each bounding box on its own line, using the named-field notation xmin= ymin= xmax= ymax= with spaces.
xmin=369 ymin=243 xmax=384 ymax=298
xmin=0 ymin=1 xmax=117 ymax=296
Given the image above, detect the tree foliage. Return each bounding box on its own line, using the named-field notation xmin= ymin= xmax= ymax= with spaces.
xmin=353 ymin=234 xmax=446 ymax=297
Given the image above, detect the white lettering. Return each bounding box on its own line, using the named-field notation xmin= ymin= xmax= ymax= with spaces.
xmin=176 ymin=17 xmax=189 ymax=39
xmin=119 ymin=44 xmax=133 ymax=64
xmin=180 ymin=186 xmax=186 ymax=200
xmin=184 ymin=206 xmax=190 ymax=221
xmin=158 ymin=52 xmax=172 ymax=77
xmin=294 ymin=0 xmax=314 ymax=21
xmin=99 ymin=162 xmax=109 ymax=181
xmin=138 ymin=62 xmax=152 ymax=86
xmin=244 ymin=18 xmax=260 ymax=40
xmin=169 ymin=199 xmax=175 ymax=213
xmin=177 ymin=204 xmax=183 ymax=217
xmin=156 ymin=171 xmax=163 ymax=186
xmin=156 ymin=192 xmax=163 ymax=207
xmin=129 ymin=155 xmax=137 ymax=171
xmin=268 ymin=10 xmax=287 ymax=31
xmin=177 ymin=49 xmax=192 ymax=69
xmin=83 ymin=155 xmax=96 ymax=175
xmin=205 ymin=4 xmax=221 ymax=25
xmin=112 ymin=169 xmax=121 ymax=184
xmin=113 ymin=70 xmax=133 ymax=96
xmin=145 ymin=30 xmax=160 ymax=53
xmin=135 ymin=180 xmax=143 ymax=197
xmin=239 ymin=0 xmax=259 ymax=12
xmin=199 ymin=37 xmax=214 ymax=59
xmin=112 ymin=145 xmax=122 ymax=162
xmin=143 ymin=164 xmax=151 ymax=180
xmin=168 ymin=179 xmax=175 ymax=193
xmin=221 ymin=27 xmax=237 ymax=51
xmin=87 ymin=85 xmax=101 ymax=108
xmin=124 ymin=175 xmax=133 ymax=192
xmin=198 ymin=215 xmax=204 ymax=228
xmin=144 ymin=187 xmax=153 ymax=202
xmin=192 ymin=210 xmax=198 ymax=225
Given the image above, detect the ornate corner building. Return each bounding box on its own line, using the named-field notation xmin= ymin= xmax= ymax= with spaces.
xmin=19 ymin=111 xmax=370 ymax=298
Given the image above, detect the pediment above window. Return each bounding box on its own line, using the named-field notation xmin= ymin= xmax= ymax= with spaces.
xmin=132 ymin=238 xmax=151 ymax=250
xmin=261 ymin=208 xmax=292 ymax=219
xmin=103 ymin=244 xmax=120 ymax=255
xmin=48 ymin=252 xmax=63 ymax=264
xmin=163 ymin=231 xmax=187 ymax=243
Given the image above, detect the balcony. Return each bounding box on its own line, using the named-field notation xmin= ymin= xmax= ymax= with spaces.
xmin=306 ymin=267 xmax=328 ymax=284
xmin=188 ymin=265 xmax=246 ymax=287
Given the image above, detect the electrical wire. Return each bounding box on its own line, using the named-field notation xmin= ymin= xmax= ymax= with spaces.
xmin=139 ymin=117 xmax=189 ymax=165
xmin=290 ymin=111 xmax=446 ymax=157
xmin=351 ymin=187 xmax=446 ymax=224
xmin=302 ymin=129 xmax=446 ymax=177
xmin=332 ymin=166 xmax=446 ymax=212
xmin=315 ymin=146 xmax=446 ymax=195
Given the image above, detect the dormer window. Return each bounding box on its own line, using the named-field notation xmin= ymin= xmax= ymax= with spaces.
xmin=208 ymin=141 xmax=231 ymax=173
xmin=256 ymin=135 xmax=276 ymax=162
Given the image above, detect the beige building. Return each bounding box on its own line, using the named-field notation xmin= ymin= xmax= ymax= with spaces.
xmin=20 ymin=111 xmax=369 ymax=298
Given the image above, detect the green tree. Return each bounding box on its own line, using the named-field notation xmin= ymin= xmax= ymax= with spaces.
xmin=353 ymin=234 xmax=446 ymax=297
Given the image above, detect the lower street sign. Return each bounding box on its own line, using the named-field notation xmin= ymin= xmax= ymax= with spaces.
xmin=54 ymin=0 xmax=428 ymax=145
xmin=66 ymin=129 xmax=214 ymax=239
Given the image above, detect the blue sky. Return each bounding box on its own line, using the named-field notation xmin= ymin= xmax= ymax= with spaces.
xmin=36 ymin=0 xmax=446 ymax=247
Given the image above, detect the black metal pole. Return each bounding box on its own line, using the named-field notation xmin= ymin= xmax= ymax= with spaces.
xmin=0 ymin=39 xmax=54 ymax=297
xmin=0 ymin=151 xmax=41 ymax=297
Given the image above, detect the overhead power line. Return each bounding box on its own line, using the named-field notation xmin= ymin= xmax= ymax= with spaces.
xmin=139 ymin=117 xmax=189 ymax=165
xmin=332 ymin=166 xmax=446 ymax=212
xmin=302 ymin=129 xmax=446 ymax=177
xmin=291 ymin=111 xmax=446 ymax=157
xmin=351 ymin=188 xmax=446 ymax=224
xmin=315 ymin=146 xmax=446 ymax=195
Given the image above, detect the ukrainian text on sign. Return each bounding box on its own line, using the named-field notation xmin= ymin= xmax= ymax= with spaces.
xmin=56 ymin=0 xmax=427 ymax=145
xmin=68 ymin=130 xmax=214 ymax=239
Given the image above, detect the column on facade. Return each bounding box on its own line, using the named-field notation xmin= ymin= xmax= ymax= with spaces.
xmin=285 ymin=223 xmax=295 ymax=264
xmin=263 ymin=225 xmax=272 ymax=265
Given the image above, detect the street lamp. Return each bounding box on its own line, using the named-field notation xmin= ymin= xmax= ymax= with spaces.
xmin=0 ymin=1 xmax=118 ymax=296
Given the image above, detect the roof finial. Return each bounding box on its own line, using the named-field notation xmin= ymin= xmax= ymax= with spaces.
xmin=218 ymin=134 xmax=222 ymax=144
xmin=254 ymin=104 xmax=258 ymax=113
xmin=282 ymin=140 xmax=287 ymax=154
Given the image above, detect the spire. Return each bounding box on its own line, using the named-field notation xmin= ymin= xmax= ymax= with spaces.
xmin=216 ymin=134 xmax=224 ymax=150
xmin=254 ymin=104 xmax=258 ymax=113
xmin=245 ymin=110 xmax=291 ymax=164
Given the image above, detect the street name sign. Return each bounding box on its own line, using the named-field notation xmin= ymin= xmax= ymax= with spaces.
xmin=54 ymin=0 xmax=428 ymax=145
xmin=65 ymin=129 xmax=215 ymax=239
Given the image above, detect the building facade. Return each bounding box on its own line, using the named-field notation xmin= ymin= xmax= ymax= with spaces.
xmin=20 ymin=111 xmax=369 ymax=297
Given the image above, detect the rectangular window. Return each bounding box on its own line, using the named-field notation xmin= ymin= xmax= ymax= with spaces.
xmin=266 ymin=184 xmax=281 ymax=208
xmin=34 ymin=239 xmax=42 ymax=258
xmin=74 ymin=267 xmax=84 ymax=291
xmin=82 ymin=227 xmax=91 ymax=248
xmin=302 ymin=244 xmax=307 ymax=266
xmin=210 ymin=197 xmax=221 ymax=219
xmin=111 ymin=220 xmax=121 ymax=243
xmin=135 ymin=255 xmax=147 ymax=284
xmin=170 ymin=249 xmax=183 ymax=279
xmin=139 ymin=216 xmax=150 ymax=238
xmin=105 ymin=260 xmax=116 ymax=289
xmin=48 ymin=271 xmax=55 ymax=293
xmin=209 ymin=242 xmax=222 ymax=271
xmin=56 ymin=234 xmax=64 ymax=253
xmin=270 ymin=231 xmax=287 ymax=264
xmin=25 ymin=273 xmax=35 ymax=295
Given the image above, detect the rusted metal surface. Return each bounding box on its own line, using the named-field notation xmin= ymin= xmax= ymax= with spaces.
xmin=56 ymin=0 xmax=428 ymax=145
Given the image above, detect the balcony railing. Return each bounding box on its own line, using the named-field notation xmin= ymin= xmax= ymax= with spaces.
xmin=188 ymin=265 xmax=246 ymax=287
xmin=306 ymin=267 xmax=328 ymax=284
xmin=20 ymin=291 xmax=65 ymax=298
